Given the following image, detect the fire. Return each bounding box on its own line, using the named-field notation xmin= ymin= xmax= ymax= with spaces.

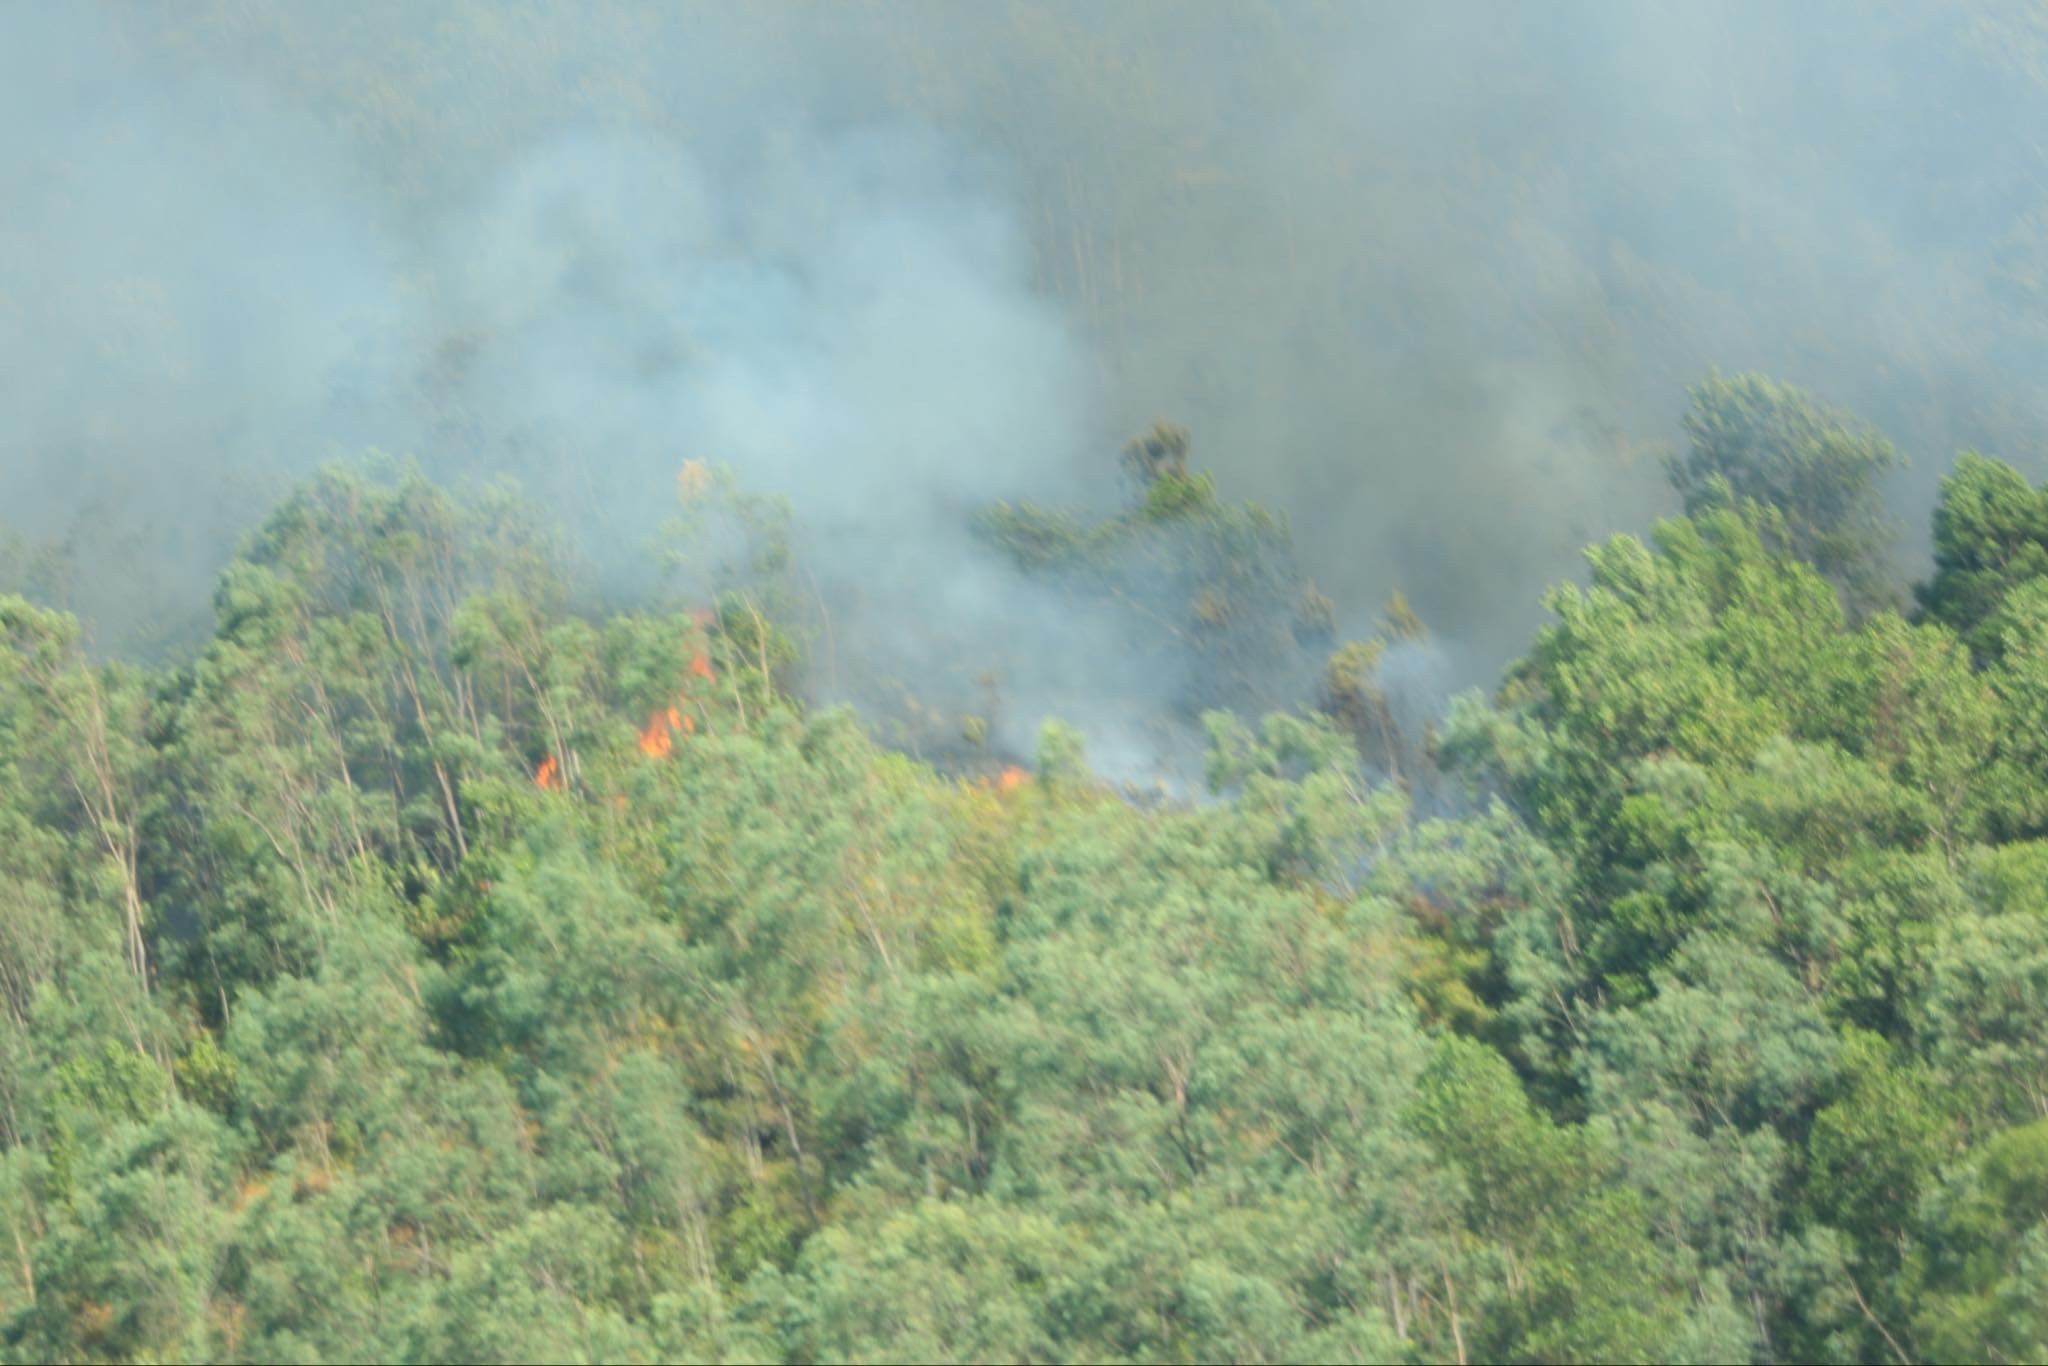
xmin=998 ymin=766 xmax=1029 ymax=793
xmin=637 ymin=705 xmax=696 ymax=759
xmin=534 ymin=754 xmax=562 ymax=791
xmin=639 ymin=723 xmax=671 ymax=759
xmin=677 ymin=459 xmax=714 ymax=504
xmin=633 ymin=643 xmax=715 ymax=761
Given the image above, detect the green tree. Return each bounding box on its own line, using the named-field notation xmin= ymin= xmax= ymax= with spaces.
xmin=1668 ymin=373 xmax=1903 ymax=612
xmin=1916 ymin=452 xmax=2048 ymax=659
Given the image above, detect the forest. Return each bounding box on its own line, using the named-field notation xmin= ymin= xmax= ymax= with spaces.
xmin=10 ymin=3 xmax=2048 ymax=1362
xmin=3 ymin=373 xmax=2048 ymax=1363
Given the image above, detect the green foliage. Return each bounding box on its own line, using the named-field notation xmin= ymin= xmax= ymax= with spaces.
xmin=1119 ymin=420 xmax=1192 ymax=489
xmin=970 ymin=500 xmax=1106 ymax=570
xmin=1917 ymin=452 xmax=2048 ymax=658
xmin=9 ymin=419 xmax=2048 ymax=1362
xmin=1668 ymin=372 xmax=1903 ymax=612
xmin=1410 ymin=1037 xmax=1736 ymax=1362
xmin=1805 ymin=1030 xmax=1952 ymax=1285
xmin=1907 ymin=1119 xmax=2048 ymax=1363
xmin=1139 ymin=469 xmax=1218 ymax=521
xmin=975 ymin=428 xmax=1317 ymax=723
xmin=1317 ymin=593 xmax=1443 ymax=787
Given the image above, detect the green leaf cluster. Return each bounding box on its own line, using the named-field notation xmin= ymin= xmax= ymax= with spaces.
xmin=7 ymin=399 xmax=2048 ymax=1362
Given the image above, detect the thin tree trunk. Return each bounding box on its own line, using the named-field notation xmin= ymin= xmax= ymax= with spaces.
xmin=1442 ymin=1262 xmax=1467 ymax=1366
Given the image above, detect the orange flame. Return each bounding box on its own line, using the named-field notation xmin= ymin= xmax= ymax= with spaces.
xmin=998 ymin=766 xmax=1029 ymax=793
xmin=639 ymin=712 xmax=673 ymax=758
xmin=637 ymin=705 xmax=696 ymax=758
xmin=632 ymin=641 xmax=713 ymax=761
xmin=534 ymin=755 xmax=562 ymax=790
xmin=678 ymin=459 xmax=714 ymax=503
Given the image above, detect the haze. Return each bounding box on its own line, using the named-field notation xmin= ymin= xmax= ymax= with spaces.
xmin=5 ymin=0 xmax=2045 ymax=702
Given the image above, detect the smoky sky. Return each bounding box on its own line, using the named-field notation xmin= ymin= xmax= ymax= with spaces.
xmin=5 ymin=1 xmax=2048 ymax=727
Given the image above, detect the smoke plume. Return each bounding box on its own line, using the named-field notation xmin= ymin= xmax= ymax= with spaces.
xmin=5 ymin=1 xmax=2048 ymax=769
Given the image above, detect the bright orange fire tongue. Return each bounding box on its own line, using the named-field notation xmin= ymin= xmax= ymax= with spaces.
xmin=998 ymin=766 xmax=1028 ymax=793
xmin=632 ymin=645 xmax=714 ymax=761
xmin=534 ymin=755 xmax=562 ymax=790
xmin=638 ymin=718 xmax=672 ymax=758
xmin=637 ymin=706 xmax=696 ymax=759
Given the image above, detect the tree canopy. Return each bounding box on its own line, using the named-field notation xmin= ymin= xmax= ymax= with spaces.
xmin=5 ymin=391 xmax=2048 ymax=1363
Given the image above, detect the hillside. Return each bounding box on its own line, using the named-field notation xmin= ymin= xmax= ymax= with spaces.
xmin=4 ymin=377 xmax=2048 ymax=1362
